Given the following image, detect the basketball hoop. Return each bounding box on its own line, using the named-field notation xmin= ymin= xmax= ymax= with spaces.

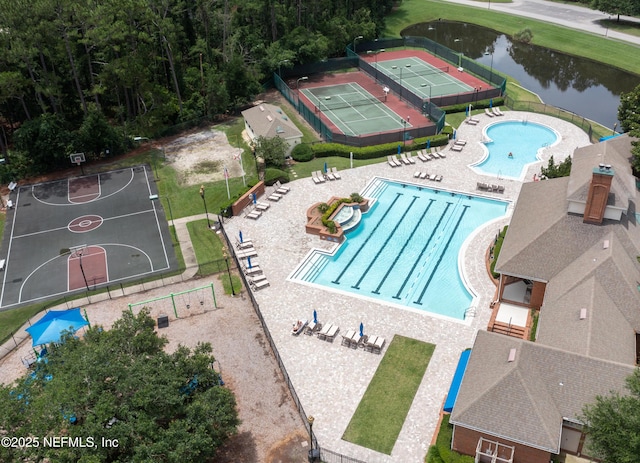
xmin=69 ymin=244 xmax=87 ymax=258
xmin=70 ymin=153 xmax=86 ymax=175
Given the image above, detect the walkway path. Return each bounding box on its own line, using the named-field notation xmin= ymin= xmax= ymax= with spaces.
xmin=444 ymin=0 xmax=640 ymax=46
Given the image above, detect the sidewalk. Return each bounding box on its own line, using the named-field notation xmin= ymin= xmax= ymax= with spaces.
xmin=444 ymin=0 xmax=640 ymax=46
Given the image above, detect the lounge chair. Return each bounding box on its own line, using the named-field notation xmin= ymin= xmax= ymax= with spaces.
xmin=257 ymin=201 xmax=270 ymax=209
xmin=400 ymin=153 xmax=411 ymax=165
xmin=305 ymin=321 xmax=322 ymax=335
xmin=419 ymin=171 xmax=428 ymax=179
xmin=246 ymin=210 xmax=261 ymax=220
xmin=450 ymin=144 xmax=463 ymax=152
xmin=391 ymin=155 xmax=402 ymax=167
xmin=314 ymin=171 xmax=326 ymax=182
xmin=267 ymin=192 xmax=282 ymax=201
xmin=373 ymin=336 xmax=385 ymax=353
xmin=250 ymin=278 xmax=270 ymax=290
xmin=493 ymin=107 xmax=504 ymax=116
xmin=312 ymin=171 xmax=322 ymax=184
xmin=430 ymin=148 xmax=441 ymax=159
xmin=417 ymin=150 xmax=429 ymax=162
xmin=243 ymin=265 xmax=263 ymax=276
xmin=437 ymin=149 xmax=446 ymax=158
xmin=365 ymin=336 xmax=378 ymax=352
xmin=387 ymin=156 xmax=397 ymax=167
xmin=429 ymin=174 xmax=437 ymax=181
xmin=497 ymin=185 xmax=505 ymax=193
xmin=454 ymin=140 xmax=467 ymax=146
xmin=317 ymin=323 xmax=333 ymax=340
xmin=477 ymin=182 xmax=488 ymax=190
xmin=325 ymin=170 xmax=336 ymax=181
xmin=292 ymin=319 xmax=308 ymax=336
xmin=250 ymin=274 xmax=268 ymax=283
xmin=255 ymin=203 xmax=269 ymax=212
xmin=324 ymin=324 xmax=339 ymax=342
xmin=236 ymin=239 xmax=253 ymax=249
xmin=275 ymin=181 xmax=290 ymax=194
xmin=485 ymin=108 xmax=495 ymax=117
xmin=406 ymin=152 xmax=416 ymax=164
xmin=236 ymin=248 xmax=257 ymax=258
xmin=465 ymin=118 xmax=479 ymax=125
xmin=414 ymin=171 xmax=421 ymax=178
xmin=331 ymin=167 xmax=341 ymax=179
xmin=435 ymin=175 xmax=443 ymax=182
xmin=341 ymin=329 xmax=356 ymax=347
xmin=349 ymin=331 xmax=363 ymax=349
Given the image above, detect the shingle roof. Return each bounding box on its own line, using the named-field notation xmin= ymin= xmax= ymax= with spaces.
xmin=450 ymin=331 xmax=634 ymax=453
xmin=241 ymin=103 xmax=302 ymax=140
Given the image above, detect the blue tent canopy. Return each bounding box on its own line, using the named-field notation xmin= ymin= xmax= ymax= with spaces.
xmin=26 ymin=308 xmax=89 ymax=346
xmin=443 ymin=349 xmax=471 ymax=413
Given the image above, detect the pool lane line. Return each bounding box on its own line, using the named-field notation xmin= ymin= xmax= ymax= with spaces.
xmin=331 ymin=192 xmax=403 ymax=285
xmin=390 ymin=201 xmax=453 ymax=299
xmin=372 ymin=199 xmax=435 ymax=295
xmin=351 ymin=195 xmax=419 ymax=290
xmin=414 ymin=205 xmax=470 ymax=306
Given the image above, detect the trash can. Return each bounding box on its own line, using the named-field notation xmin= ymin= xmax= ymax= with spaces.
xmin=307 ymin=448 xmax=320 ymax=462
xmin=157 ymin=315 xmax=169 ymax=329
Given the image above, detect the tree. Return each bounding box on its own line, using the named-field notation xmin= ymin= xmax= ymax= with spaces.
xmin=540 ymin=154 xmax=572 ymax=179
xmin=581 ymin=368 xmax=640 ymax=463
xmin=591 ymin=0 xmax=640 ymax=22
xmin=617 ymin=84 xmax=640 ymax=172
xmin=255 ymin=134 xmax=289 ymax=168
xmin=0 ymin=310 xmax=239 ymax=463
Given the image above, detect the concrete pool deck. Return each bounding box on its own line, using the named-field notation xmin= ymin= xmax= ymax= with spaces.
xmin=223 ymin=111 xmax=590 ymax=463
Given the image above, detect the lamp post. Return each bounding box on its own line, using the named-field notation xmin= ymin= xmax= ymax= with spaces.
xmin=278 ymin=59 xmax=290 ymax=77
xmin=454 ymin=38 xmax=463 ymax=68
xmin=296 ymin=76 xmax=308 ymax=100
xmin=307 ymin=415 xmax=319 ymax=462
xmin=199 ymin=185 xmax=211 ymax=229
xmin=400 ymin=118 xmax=407 ymax=146
xmin=222 ymin=250 xmax=236 ymax=296
xmin=352 ymin=35 xmax=363 ymax=54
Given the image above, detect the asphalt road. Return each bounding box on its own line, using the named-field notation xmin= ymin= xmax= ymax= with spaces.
xmin=445 ymin=0 xmax=640 ymax=46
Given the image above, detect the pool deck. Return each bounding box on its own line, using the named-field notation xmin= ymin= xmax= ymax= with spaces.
xmin=223 ymin=112 xmax=590 ymax=463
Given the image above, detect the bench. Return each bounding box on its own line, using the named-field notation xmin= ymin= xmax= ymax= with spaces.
xmin=0 ymin=259 xmax=6 ymax=271
xmin=6 ymin=200 xmax=13 ymax=209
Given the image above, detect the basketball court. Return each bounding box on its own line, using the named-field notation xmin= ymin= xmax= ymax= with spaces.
xmin=0 ymin=164 xmax=178 ymax=309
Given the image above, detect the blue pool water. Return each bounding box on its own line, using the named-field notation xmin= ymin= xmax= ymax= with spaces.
xmin=473 ymin=121 xmax=559 ymax=179
xmin=290 ymin=179 xmax=508 ymax=319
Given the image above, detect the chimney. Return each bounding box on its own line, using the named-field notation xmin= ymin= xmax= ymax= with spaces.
xmin=583 ymin=164 xmax=614 ymax=224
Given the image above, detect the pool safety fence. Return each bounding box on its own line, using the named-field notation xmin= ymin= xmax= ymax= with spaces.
xmin=219 ymin=220 xmax=366 ymax=463
xmin=504 ymin=96 xmax=595 ymax=142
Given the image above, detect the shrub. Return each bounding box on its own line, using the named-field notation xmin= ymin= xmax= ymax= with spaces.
xmin=513 ymin=28 xmax=533 ymax=44
xmin=490 ymin=226 xmax=509 ymax=279
xmin=291 ymin=143 xmax=314 ymax=162
xmin=263 ymin=167 xmax=290 ymax=185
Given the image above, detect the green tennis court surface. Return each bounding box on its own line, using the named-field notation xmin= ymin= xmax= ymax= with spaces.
xmin=301 ymin=83 xmax=411 ymax=136
xmin=375 ymin=57 xmax=473 ymax=99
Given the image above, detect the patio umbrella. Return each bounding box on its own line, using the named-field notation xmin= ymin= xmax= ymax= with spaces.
xmin=490 ymin=99 xmax=493 ymax=108
xmin=397 ymin=145 xmax=401 ymax=154
xmin=313 ymin=310 xmax=318 ymax=324
xmin=239 ymin=231 xmax=243 ymax=243
xmin=426 ymin=139 xmax=431 ymax=149
xmin=465 ymin=106 xmax=469 ymax=117
xmin=247 ymin=256 xmax=252 ymax=269
xmin=26 ymin=308 xmax=89 ymax=347
xmin=359 ymin=322 xmax=364 ymax=338
xmin=252 ymin=193 xmax=257 ymax=204
xmin=324 ymin=162 xmax=328 ymax=173
xmin=453 ymin=130 xmax=457 ymax=140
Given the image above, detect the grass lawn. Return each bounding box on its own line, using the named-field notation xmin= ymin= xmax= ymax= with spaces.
xmin=186 ymin=219 xmax=242 ymax=295
xmin=343 ymin=335 xmax=435 ymax=454
xmin=426 ymin=414 xmax=474 ymax=463
xmin=384 ymin=0 xmax=640 ymax=76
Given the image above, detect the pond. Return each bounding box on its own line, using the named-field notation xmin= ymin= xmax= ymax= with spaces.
xmin=402 ymin=21 xmax=640 ymax=128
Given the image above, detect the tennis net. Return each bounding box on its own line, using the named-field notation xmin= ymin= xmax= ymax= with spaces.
xmin=394 ymin=65 xmax=449 ymax=79
xmin=316 ymin=94 xmax=385 ymax=111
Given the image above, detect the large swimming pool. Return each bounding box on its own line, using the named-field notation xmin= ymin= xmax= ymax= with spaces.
xmin=472 ymin=120 xmax=559 ymax=179
xmin=289 ymin=179 xmax=508 ymax=320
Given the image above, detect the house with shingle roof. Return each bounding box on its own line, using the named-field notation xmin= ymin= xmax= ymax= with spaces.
xmin=450 ymin=134 xmax=640 ymax=463
xmin=241 ymin=103 xmax=302 ymax=155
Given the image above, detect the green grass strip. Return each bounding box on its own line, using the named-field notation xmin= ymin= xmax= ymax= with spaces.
xmin=343 ymin=335 xmax=435 ymax=454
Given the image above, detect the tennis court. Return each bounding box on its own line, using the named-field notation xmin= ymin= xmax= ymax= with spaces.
xmin=0 ymin=166 xmax=178 ymax=309
xmin=375 ymin=57 xmax=473 ymax=100
xmin=300 ymin=83 xmax=410 ymax=136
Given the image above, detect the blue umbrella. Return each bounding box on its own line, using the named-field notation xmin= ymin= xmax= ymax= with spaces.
xmin=359 ymin=322 xmax=364 ymax=337
xmin=397 ymin=144 xmax=401 ymax=154
xmin=239 ymin=231 xmax=243 ymax=243
xmin=26 ymin=308 xmax=89 ymax=346
xmin=247 ymin=256 xmax=252 ymax=268
xmin=465 ymin=106 xmax=469 ymax=117
xmin=252 ymin=193 xmax=257 ymax=204
xmin=313 ymin=310 xmax=318 ymax=324
xmin=427 ymin=139 xmax=431 ymax=149
xmin=324 ymin=162 xmax=328 ymax=173
xmin=490 ymin=99 xmax=493 ymax=108
xmin=453 ymin=130 xmax=457 ymax=140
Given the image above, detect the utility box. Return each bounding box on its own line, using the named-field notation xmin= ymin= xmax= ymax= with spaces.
xmin=157 ymin=315 xmax=169 ymax=329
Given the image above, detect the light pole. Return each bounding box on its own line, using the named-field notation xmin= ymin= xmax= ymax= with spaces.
xmin=278 ymin=59 xmax=290 ymax=77
xmin=352 ymin=35 xmax=363 ymax=54
xmin=400 ymin=118 xmax=407 ymax=146
xmin=296 ymin=76 xmax=308 ymax=99
xmin=307 ymin=415 xmax=319 ymax=462
xmin=454 ymin=38 xmax=463 ymax=68
xmin=222 ymin=250 xmax=236 ymax=296
xmin=199 ymin=185 xmax=211 ymax=229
